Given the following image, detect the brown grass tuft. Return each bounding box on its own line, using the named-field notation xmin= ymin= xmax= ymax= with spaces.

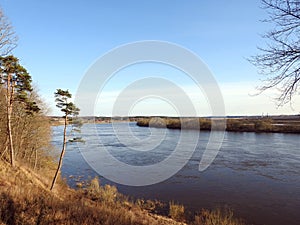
xmin=0 ymin=162 xmax=184 ymax=225
xmin=169 ymin=201 xmax=185 ymax=222
xmin=192 ymin=208 xmax=245 ymax=225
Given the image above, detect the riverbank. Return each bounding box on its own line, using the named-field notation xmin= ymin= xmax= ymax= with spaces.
xmin=0 ymin=161 xmax=245 ymax=225
xmin=136 ymin=116 xmax=300 ymax=133
xmin=49 ymin=116 xmax=133 ymax=126
xmin=0 ymin=161 xmax=185 ymax=224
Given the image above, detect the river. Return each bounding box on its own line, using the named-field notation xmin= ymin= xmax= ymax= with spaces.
xmin=52 ymin=123 xmax=300 ymax=225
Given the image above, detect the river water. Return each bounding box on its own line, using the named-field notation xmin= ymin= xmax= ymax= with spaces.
xmin=52 ymin=123 xmax=300 ymax=225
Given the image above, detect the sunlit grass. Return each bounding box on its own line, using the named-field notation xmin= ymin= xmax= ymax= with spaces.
xmin=169 ymin=201 xmax=185 ymax=222
xmin=0 ymin=161 xmax=246 ymax=225
xmin=192 ymin=208 xmax=245 ymax=225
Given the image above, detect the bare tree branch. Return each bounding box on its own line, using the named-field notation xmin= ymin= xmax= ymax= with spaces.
xmin=250 ymin=0 xmax=300 ymax=105
xmin=0 ymin=7 xmax=17 ymax=56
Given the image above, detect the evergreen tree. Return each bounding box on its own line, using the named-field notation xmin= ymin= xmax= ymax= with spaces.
xmin=0 ymin=55 xmax=39 ymax=167
xmin=50 ymin=89 xmax=80 ymax=191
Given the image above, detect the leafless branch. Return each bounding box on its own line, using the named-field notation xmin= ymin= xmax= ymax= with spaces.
xmin=250 ymin=0 xmax=300 ymax=105
xmin=0 ymin=7 xmax=17 ymax=56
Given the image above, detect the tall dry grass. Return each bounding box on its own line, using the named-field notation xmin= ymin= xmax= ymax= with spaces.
xmin=0 ymin=162 xmax=185 ymax=225
xmin=192 ymin=208 xmax=245 ymax=225
xmin=137 ymin=117 xmax=300 ymax=133
xmin=169 ymin=202 xmax=185 ymax=222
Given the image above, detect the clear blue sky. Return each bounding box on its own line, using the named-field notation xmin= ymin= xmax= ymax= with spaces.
xmin=1 ymin=0 xmax=299 ymax=116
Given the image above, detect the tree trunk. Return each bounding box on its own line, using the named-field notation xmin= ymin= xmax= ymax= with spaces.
xmin=33 ymin=147 xmax=37 ymax=170
xmin=50 ymin=115 xmax=68 ymax=191
xmin=0 ymin=138 xmax=9 ymax=159
xmin=6 ymin=74 xmax=15 ymax=167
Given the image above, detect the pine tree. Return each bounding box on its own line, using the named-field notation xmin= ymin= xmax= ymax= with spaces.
xmin=0 ymin=55 xmax=39 ymax=167
xmin=50 ymin=89 xmax=80 ymax=191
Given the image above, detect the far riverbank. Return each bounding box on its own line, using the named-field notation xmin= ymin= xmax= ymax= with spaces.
xmin=49 ymin=115 xmax=300 ymax=133
xmin=136 ymin=115 xmax=300 ymax=133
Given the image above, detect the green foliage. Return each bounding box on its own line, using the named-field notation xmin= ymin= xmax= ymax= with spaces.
xmin=0 ymin=56 xmax=31 ymax=92
xmin=51 ymin=89 xmax=81 ymax=191
xmin=0 ymin=56 xmax=45 ymax=168
xmin=0 ymin=55 xmax=40 ymax=113
xmin=54 ymin=89 xmax=79 ymax=117
xmin=54 ymin=88 xmax=82 ymax=142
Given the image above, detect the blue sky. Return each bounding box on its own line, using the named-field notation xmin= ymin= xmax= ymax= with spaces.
xmin=1 ymin=0 xmax=299 ymax=116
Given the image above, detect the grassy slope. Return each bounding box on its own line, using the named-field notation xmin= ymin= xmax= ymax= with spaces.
xmin=0 ymin=160 xmax=246 ymax=225
xmin=0 ymin=161 xmax=185 ymax=225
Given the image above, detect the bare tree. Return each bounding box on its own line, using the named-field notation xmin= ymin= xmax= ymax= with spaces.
xmin=251 ymin=0 xmax=300 ymax=105
xmin=0 ymin=83 xmax=52 ymax=170
xmin=0 ymin=7 xmax=17 ymax=56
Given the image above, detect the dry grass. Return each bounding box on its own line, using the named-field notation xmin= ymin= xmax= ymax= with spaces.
xmin=84 ymin=177 xmax=118 ymax=204
xmin=0 ymin=161 xmax=246 ymax=225
xmin=192 ymin=208 xmax=245 ymax=225
xmin=169 ymin=202 xmax=185 ymax=222
xmin=137 ymin=117 xmax=300 ymax=133
xmin=136 ymin=199 xmax=167 ymax=215
xmin=0 ymin=161 xmax=184 ymax=225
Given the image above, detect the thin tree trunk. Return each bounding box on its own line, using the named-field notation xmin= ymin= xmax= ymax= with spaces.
xmin=0 ymin=145 xmax=8 ymax=160
xmin=50 ymin=115 xmax=68 ymax=191
xmin=0 ymin=137 xmax=9 ymax=159
xmin=34 ymin=147 xmax=37 ymax=170
xmin=6 ymin=74 xmax=15 ymax=167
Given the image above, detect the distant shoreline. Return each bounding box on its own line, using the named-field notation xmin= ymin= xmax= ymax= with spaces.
xmin=48 ymin=115 xmax=300 ymax=133
xmin=136 ymin=116 xmax=300 ymax=134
